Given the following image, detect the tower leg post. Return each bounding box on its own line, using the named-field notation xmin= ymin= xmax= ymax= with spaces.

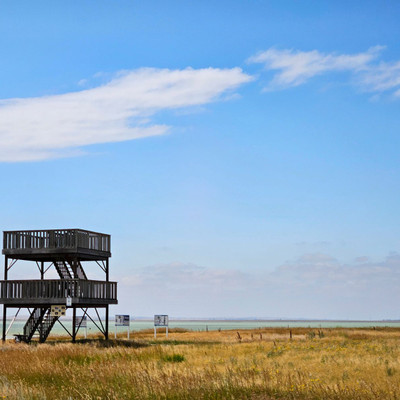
xmin=2 ymin=256 xmax=8 ymax=343
xmin=105 ymin=258 xmax=109 ymax=341
xmin=2 ymin=305 xmax=6 ymax=342
xmin=105 ymin=305 xmax=109 ymax=340
xmin=72 ymin=307 xmax=76 ymax=343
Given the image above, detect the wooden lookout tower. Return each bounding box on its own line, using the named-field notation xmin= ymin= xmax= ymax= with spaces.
xmin=0 ymin=229 xmax=117 ymax=343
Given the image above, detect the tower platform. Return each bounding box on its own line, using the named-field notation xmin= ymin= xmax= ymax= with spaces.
xmin=3 ymin=229 xmax=111 ymax=261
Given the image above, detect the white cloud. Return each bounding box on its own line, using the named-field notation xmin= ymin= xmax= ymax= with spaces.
xmin=121 ymin=262 xmax=248 ymax=291
xmin=358 ymin=60 xmax=400 ymax=95
xmin=248 ymin=46 xmax=382 ymax=89
xmin=118 ymin=254 xmax=400 ymax=319
xmin=272 ymin=253 xmax=400 ymax=287
xmin=118 ymin=262 xmax=252 ymax=318
xmin=247 ymin=46 xmax=400 ymax=97
xmin=0 ymin=67 xmax=252 ymax=162
xmin=264 ymin=253 xmax=400 ymax=318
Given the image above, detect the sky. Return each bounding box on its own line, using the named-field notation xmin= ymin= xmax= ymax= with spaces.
xmin=1 ymin=1 xmax=400 ymax=319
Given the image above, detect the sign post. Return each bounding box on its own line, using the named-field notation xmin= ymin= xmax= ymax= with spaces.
xmin=154 ymin=315 xmax=169 ymax=338
xmin=115 ymin=315 xmax=130 ymax=339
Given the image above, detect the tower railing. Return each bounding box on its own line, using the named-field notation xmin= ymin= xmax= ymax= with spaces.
xmin=0 ymin=279 xmax=117 ymax=304
xmin=3 ymin=229 xmax=110 ymax=253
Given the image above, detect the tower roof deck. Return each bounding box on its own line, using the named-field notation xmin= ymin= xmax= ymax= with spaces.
xmin=2 ymin=229 xmax=111 ymax=261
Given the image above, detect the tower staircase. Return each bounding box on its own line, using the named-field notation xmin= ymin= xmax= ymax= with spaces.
xmin=54 ymin=260 xmax=87 ymax=280
xmin=16 ymin=307 xmax=59 ymax=343
xmin=54 ymin=261 xmax=73 ymax=279
xmin=38 ymin=308 xmax=59 ymax=343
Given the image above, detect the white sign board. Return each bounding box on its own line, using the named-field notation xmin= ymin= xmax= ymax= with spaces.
xmin=75 ymin=316 xmax=87 ymax=328
xmin=154 ymin=315 xmax=169 ymax=327
xmin=115 ymin=315 xmax=130 ymax=327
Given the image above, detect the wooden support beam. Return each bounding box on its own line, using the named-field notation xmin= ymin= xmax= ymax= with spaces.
xmin=105 ymin=258 xmax=109 ymax=340
xmin=2 ymin=256 xmax=8 ymax=342
xmin=72 ymin=307 xmax=76 ymax=343
xmin=2 ymin=305 xmax=6 ymax=342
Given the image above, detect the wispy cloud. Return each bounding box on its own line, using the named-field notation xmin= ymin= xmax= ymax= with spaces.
xmin=248 ymin=46 xmax=382 ymax=89
xmin=271 ymin=253 xmax=400 ymax=290
xmin=119 ymin=254 xmax=400 ymax=319
xmin=121 ymin=262 xmax=248 ymax=291
xmin=0 ymin=67 xmax=252 ymax=162
xmin=357 ymin=60 xmax=400 ymax=95
xmin=248 ymin=46 xmax=400 ymax=97
xmin=119 ymin=262 xmax=252 ymax=317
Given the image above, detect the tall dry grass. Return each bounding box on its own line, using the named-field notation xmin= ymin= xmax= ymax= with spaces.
xmin=0 ymin=327 xmax=399 ymax=399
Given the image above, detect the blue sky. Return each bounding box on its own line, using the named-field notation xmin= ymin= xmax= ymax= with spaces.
xmin=1 ymin=1 xmax=400 ymax=319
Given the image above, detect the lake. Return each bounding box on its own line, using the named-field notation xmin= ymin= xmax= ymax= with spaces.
xmin=2 ymin=319 xmax=400 ymax=339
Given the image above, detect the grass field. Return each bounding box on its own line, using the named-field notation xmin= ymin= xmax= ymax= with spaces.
xmin=0 ymin=327 xmax=399 ymax=399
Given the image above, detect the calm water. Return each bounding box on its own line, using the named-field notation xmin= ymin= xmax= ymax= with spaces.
xmin=2 ymin=319 xmax=400 ymax=339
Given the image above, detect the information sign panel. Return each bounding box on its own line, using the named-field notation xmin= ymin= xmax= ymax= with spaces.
xmin=75 ymin=316 xmax=87 ymax=328
xmin=154 ymin=315 xmax=169 ymax=327
xmin=154 ymin=315 xmax=169 ymax=338
xmin=115 ymin=315 xmax=130 ymax=327
xmin=50 ymin=305 xmax=66 ymax=317
xmin=114 ymin=315 xmax=131 ymax=339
